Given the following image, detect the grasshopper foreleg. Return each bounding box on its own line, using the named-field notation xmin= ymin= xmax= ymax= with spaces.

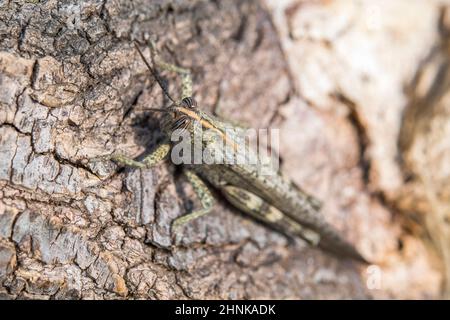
xmin=148 ymin=41 xmax=193 ymax=99
xmin=111 ymin=141 xmax=171 ymax=169
xmin=172 ymin=170 xmax=215 ymax=230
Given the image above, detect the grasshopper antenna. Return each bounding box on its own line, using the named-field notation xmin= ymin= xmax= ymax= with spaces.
xmin=134 ymin=41 xmax=176 ymax=103
xmin=147 ymin=108 xmax=169 ymax=112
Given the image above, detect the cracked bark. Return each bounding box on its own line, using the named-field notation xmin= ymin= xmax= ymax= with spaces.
xmin=0 ymin=0 xmax=446 ymax=299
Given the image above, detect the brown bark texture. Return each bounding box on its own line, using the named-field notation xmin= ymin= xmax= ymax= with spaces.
xmin=0 ymin=0 xmax=449 ymax=299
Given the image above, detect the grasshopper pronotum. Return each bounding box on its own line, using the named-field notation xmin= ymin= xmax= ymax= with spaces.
xmin=110 ymin=41 xmax=367 ymax=263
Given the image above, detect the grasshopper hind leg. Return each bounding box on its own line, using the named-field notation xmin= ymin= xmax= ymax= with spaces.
xmin=221 ymin=185 xmax=321 ymax=246
xmin=221 ymin=185 xmax=368 ymax=263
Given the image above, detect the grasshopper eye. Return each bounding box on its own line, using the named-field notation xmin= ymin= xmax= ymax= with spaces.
xmin=181 ymin=97 xmax=197 ymax=109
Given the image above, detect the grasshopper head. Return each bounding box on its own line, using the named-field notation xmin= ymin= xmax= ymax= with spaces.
xmin=179 ymin=96 xmax=197 ymax=109
xmin=161 ymin=97 xmax=202 ymax=135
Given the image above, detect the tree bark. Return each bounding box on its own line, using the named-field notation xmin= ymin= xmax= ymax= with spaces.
xmin=0 ymin=0 xmax=446 ymax=299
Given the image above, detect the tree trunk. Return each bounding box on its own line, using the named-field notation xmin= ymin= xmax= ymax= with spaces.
xmin=0 ymin=0 xmax=446 ymax=299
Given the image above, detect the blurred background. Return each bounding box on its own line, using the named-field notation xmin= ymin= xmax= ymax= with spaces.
xmin=265 ymin=0 xmax=450 ymax=298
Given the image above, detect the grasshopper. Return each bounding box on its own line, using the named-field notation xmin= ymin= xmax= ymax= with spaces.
xmin=110 ymin=41 xmax=367 ymax=263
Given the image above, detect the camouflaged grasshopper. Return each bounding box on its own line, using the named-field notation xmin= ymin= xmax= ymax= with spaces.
xmin=111 ymin=42 xmax=367 ymax=263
